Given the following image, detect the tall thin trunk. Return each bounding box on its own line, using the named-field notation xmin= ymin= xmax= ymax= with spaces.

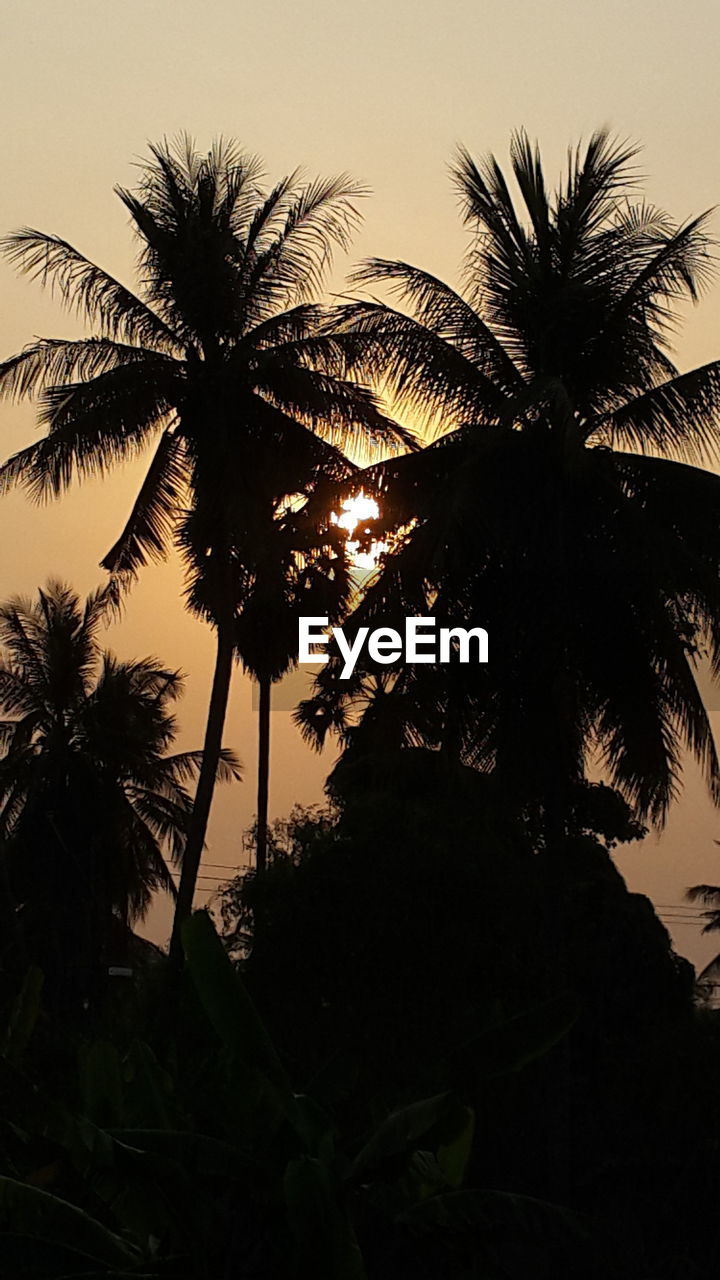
xmin=169 ymin=619 xmax=234 ymax=968
xmin=441 ymin=663 xmax=463 ymax=762
xmin=0 ymin=842 xmax=27 ymax=979
xmin=255 ymin=676 xmax=271 ymax=874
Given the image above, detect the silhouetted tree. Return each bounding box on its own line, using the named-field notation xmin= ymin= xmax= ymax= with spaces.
xmin=685 ymin=872 xmax=720 ymax=984
xmin=221 ymin=755 xmax=691 ymax=1107
xmin=0 ymin=580 xmax=239 ymax=1008
xmin=0 ymin=138 xmax=410 ymax=955
xmin=183 ymin=491 xmax=352 ymax=871
xmin=302 ymin=130 xmax=720 ymax=828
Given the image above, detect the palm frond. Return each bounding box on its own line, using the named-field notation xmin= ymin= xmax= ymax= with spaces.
xmin=164 ymin=747 xmax=242 ymax=785
xmin=0 ymin=602 xmax=51 ymax=696
xmin=0 ymin=336 xmax=159 ymax=402
xmin=613 ymin=212 xmax=716 ymax=314
xmin=601 ymin=361 xmax=720 ymax=461
xmin=0 ymin=360 xmax=181 ymax=501
xmin=253 ymin=361 xmax=415 ymax=456
xmin=0 ymin=668 xmax=42 ymax=718
xmin=101 ymin=429 xmax=187 ymax=577
xmin=228 ymin=391 xmax=359 ymax=486
xmin=453 ymin=142 xmax=531 ymax=262
xmin=247 ymin=302 xmax=325 ymax=349
xmin=557 ymin=129 xmax=641 ymax=246
xmin=331 ymin=300 xmax=510 ymax=433
xmin=686 ymin=883 xmax=720 ymax=906
xmin=126 ymin=784 xmax=192 ymax=869
xmin=245 ymin=174 xmax=367 ymax=319
xmin=350 ymin=258 xmax=524 ymax=393
xmin=1 ymin=229 xmax=181 ymax=350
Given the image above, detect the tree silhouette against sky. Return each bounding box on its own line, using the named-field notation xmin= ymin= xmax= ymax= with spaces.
xmin=0 ymin=138 xmax=409 ymax=956
xmin=0 ymin=580 xmax=238 ymax=1004
xmin=301 ymin=130 xmax=720 ymax=828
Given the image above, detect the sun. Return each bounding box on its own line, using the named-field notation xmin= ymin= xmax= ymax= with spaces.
xmin=331 ymin=491 xmax=385 ymax=570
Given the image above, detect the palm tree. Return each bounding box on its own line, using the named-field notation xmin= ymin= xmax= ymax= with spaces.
xmin=182 ymin=486 xmax=352 ymax=872
xmin=0 ymin=580 xmax=239 ymax=1007
xmin=0 ymin=137 xmax=410 ymax=955
xmin=300 ymin=130 xmax=720 ymax=828
xmin=684 ymin=876 xmax=720 ymax=988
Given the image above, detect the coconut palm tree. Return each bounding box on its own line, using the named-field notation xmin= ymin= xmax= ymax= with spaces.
xmin=0 ymin=580 xmax=239 ymax=1007
xmin=684 ymin=876 xmax=720 ymax=988
xmin=0 ymin=137 xmax=410 ymax=954
xmin=182 ymin=486 xmax=352 ymax=872
xmin=686 ymin=880 xmax=720 ymax=925
xmin=300 ymin=130 xmax=720 ymax=828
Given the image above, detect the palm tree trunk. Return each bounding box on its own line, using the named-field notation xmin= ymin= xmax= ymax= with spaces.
xmin=442 ymin=664 xmax=463 ymax=761
xmin=169 ymin=618 xmax=234 ymax=968
xmin=0 ymin=846 xmax=27 ymax=979
xmin=255 ymin=676 xmax=272 ymax=874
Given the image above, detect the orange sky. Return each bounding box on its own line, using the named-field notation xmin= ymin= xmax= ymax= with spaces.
xmin=1 ymin=0 xmax=720 ymax=964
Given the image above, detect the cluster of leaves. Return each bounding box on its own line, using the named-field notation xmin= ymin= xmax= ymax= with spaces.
xmin=297 ymin=129 xmax=720 ymax=827
xmin=0 ymin=581 xmax=240 ymax=1015
xmin=0 ymin=914 xmax=591 ymax=1279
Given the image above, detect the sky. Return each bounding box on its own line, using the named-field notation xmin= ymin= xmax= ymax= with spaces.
xmin=1 ymin=0 xmax=720 ymax=963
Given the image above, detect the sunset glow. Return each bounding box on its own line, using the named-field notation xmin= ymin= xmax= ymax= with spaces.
xmin=331 ymin=492 xmax=385 ymax=570
xmin=1 ymin=5 xmax=719 ymax=1270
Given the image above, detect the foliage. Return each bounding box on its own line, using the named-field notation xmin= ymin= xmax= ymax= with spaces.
xmin=216 ymin=768 xmax=720 ymax=1278
xmin=685 ymin=867 xmax=720 ymax=985
xmin=0 ymin=580 xmax=239 ymax=1010
xmin=0 ymin=136 xmax=410 ymax=627
xmin=224 ymin=754 xmax=691 ymax=1094
xmin=219 ymin=803 xmax=336 ymax=957
xmin=0 ymin=912 xmax=595 ymax=1278
xmin=1 ymin=126 xmax=720 ymax=1280
xmin=0 ymin=134 xmax=412 ymax=930
xmin=298 ymin=130 xmax=720 ymax=825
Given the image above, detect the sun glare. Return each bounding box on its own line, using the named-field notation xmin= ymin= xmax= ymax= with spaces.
xmin=331 ymin=492 xmax=384 ymax=571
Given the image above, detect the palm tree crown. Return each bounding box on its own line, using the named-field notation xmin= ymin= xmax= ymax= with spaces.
xmin=301 ymin=130 xmax=720 ymax=825
xmin=0 ymin=137 xmax=410 ymax=941
xmin=0 ymin=137 xmax=408 ymax=557
xmin=0 ymin=581 xmax=239 ymax=1003
xmin=341 ymin=130 xmax=719 ymax=450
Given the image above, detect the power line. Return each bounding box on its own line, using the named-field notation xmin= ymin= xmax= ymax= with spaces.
xmin=167 ymin=870 xmax=244 ymax=884
xmin=655 ymin=906 xmax=707 ymax=916
xmin=660 ymin=912 xmax=712 ymax=920
xmin=159 ymin=876 xmax=720 ymax=923
xmin=658 ymin=909 xmax=710 ymax=917
xmin=191 ymin=864 xmax=240 ymax=873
